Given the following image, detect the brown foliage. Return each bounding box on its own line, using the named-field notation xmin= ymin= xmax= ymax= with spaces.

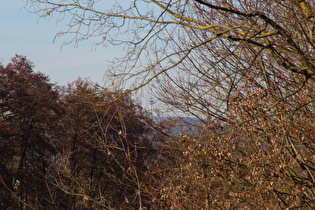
xmin=12 ymin=0 xmax=315 ymax=208
xmin=52 ymin=79 xmax=160 ymax=209
xmin=0 ymin=55 xmax=63 ymax=209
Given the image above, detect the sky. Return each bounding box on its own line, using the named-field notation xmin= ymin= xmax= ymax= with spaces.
xmin=0 ymin=0 xmax=123 ymax=85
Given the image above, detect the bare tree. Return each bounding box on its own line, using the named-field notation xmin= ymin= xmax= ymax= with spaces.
xmin=26 ymin=0 xmax=315 ymax=115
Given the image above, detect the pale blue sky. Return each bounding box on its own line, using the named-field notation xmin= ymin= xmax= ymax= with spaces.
xmin=0 ymin=0 xmax=123 ymax=85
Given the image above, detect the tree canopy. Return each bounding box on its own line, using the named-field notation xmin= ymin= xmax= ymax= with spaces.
xmin=0 ymin=55 xmax=163 ymax=209
xmin=3 ymin=0 xmax=315 ymax=208
xmin=26 ymin=0 xmax=315 ymax=118
xmin=0 ymin=55 xmax=63 ymax=209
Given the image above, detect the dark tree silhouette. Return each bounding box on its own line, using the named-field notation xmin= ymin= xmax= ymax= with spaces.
xmin=0 ymin=55 xmax=64 ymax=209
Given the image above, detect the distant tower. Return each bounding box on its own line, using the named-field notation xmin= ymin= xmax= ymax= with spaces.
xmin=149 ymin=97 xmax=155 ymax=106
xmin=149 ymin=97 xmax=155 ymax=115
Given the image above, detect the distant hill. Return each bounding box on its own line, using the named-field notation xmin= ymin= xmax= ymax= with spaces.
xmin=153 ymin=116 xmax=202 ymax=136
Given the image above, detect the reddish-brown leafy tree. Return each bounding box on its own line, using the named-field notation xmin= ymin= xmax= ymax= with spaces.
xmin=52 ymin=79 xmax=160 ymax=209
xmin=0 ymin=55 xmax=64 ymax=209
